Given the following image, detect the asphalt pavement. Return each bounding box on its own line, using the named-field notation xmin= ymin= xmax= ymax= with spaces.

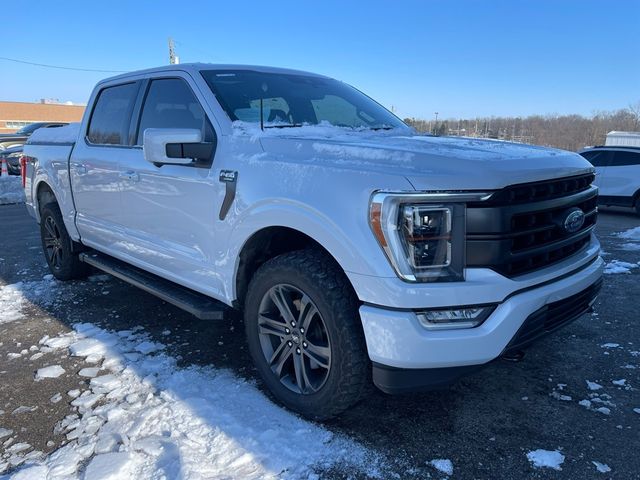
xmin=0 ymin=203 xmax=638 ymax=479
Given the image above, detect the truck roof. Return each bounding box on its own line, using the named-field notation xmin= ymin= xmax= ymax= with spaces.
xmin=98 ymin=63 xmax=330 ymax=86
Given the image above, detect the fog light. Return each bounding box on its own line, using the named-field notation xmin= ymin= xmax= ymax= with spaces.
xmin=417 ymin=306 xmax=495 ymax=330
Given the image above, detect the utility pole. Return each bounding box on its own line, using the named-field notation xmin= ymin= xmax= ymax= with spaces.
xmin=433 ymin=112 xmax=439 ymax=135
xmin=168 ymin=37 xmax=179 ymax=65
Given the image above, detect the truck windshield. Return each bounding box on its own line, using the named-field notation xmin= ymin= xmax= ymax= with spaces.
xmin=201 ymin=69 xmax=406 ymax=130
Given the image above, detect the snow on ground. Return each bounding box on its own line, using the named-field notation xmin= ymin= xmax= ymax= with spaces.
xmin=0 ymin=177 xmax=25 ymax=205
xmin=526 ymin=449 xmax=565 ymax=470
xmin=586 ymin=381 xmax=603 ymax=391
xmin=603 ymin=259 xmax=639 ymax=274
xmin=0 ymin=277 xmax=63 ymax=326
xmin=592 ymin=461 xmax=611 ymax=473
xmin=428 ymin=459 xmax=453 ymax=476
xmin=34 ymin=366 xmax=65 ymax=380
xmin=618 ymin=226 xmax=640 ymax=242
xmin=1 ymin=320 xmax=385 ymax=479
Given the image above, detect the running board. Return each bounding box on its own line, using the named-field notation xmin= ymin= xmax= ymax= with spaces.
xmin=79 ymin=252 xmax=228 ymax=320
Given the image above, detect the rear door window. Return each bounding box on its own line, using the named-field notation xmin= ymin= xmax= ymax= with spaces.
xmin=87 ymin=83 xmax=139 ymax=145
xmin=610 ymin=151 xmax=640 ymax=167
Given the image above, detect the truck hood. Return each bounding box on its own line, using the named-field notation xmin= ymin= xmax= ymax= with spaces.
xmin=258 ymin=133 xmax=593 ymax=191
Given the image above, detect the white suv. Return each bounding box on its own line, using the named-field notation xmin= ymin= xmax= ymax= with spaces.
xmin=580 ymin=146 xmax=640 ymax=215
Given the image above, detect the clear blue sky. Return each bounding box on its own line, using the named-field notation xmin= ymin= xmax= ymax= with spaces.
xmin=1 ymin=0 xmax=638 ymax=120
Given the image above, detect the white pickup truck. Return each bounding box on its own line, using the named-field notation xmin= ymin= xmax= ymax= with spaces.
xmin=23 ymin=64 xmax=604 ymax=419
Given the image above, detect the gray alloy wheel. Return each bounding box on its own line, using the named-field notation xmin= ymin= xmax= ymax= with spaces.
xmin=43 ymin=215 xmax=64 ymax=270
xmin=257 ymin=284 xmax=331 ymax=394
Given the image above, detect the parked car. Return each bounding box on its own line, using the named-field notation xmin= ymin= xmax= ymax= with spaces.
xmin=0 ymin=145 xmax=23 ymax=175
xmin=579 ymin=146 xmax=640 ymax=216
xmin=0 ymin=122 xmax=68 ymax=151
xmin=22 ymin=64 xmax=604 ymax=419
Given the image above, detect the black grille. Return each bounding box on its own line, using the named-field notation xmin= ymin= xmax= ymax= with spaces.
xmin=504 ymin=278 xmax=602 ymax=354
xmin=467 ymin=174 xmax=597 ymax=277
xmin=482 ymin=173 xmax=595 ymax=205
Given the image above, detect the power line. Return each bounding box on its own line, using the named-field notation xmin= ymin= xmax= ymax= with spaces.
xmin=0 ymin=56 xmax=126 ymax=73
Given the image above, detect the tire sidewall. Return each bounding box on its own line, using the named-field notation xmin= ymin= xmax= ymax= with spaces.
xmin=244 ymin=257 xmax=361 ymax=418
xmin=40 ymin=203 xmax=77 ymax=280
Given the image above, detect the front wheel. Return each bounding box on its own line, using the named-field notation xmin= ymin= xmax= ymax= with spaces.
xmin=39 ymin=202 xmax=89 ymax=280
xmin=244 ymin=249 xmax=369 ymax=420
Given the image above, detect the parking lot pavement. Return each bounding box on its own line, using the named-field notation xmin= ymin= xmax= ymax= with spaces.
xmin=0 ymin=203 xmax=638 ymax=478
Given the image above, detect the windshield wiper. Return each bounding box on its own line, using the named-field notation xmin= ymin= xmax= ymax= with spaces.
xmin=369 ymin=126 xmax=395 ymax=131
xmin=263 ymin=123 xmax=304 ymax=129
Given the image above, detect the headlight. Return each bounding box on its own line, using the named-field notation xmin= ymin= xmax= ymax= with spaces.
xmin=369 ymin=191 xmax=489 ymax=282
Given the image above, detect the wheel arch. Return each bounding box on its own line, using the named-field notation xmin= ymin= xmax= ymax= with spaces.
xmin=234 ymin=226 xmax=358 ymax=308
xmin=35 ymin=180 xmax=57 ymax=216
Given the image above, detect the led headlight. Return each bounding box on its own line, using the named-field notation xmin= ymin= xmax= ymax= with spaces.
xmin=369 ymin=191 xmax=489 ymax=282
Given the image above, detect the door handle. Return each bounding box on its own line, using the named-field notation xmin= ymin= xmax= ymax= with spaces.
xmin=72 ymin=162 xmax=87 ymax=175
xmin=119 ymin=170 xmax=140 ymax=182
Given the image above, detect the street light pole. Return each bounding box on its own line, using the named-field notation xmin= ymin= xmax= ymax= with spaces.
xmin=434 ymin=112 xmax=439 ymax=135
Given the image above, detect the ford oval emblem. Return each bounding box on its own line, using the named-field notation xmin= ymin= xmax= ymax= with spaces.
xmin=563 ymin=208 xmax=585 ymax=234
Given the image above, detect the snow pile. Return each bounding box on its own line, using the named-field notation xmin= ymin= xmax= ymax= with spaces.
xmin=617 ymin=226 xmax=640 ymax=252
xmin=526 ymin=449 xmax=565 ymax=470
xmin=618 ymin=226 xmax=640 ymax=242
xmin=4 ymin=323 xmax=384 ymax=479
xmin=0 ymin=283 xmax=27 ymax=324
xmin=34 ymin=365 xmax=65 ymax=380
xmin=603 ymin=259 xmax=639 ymax=274
xmin=428 ymin=459 xmax=453 ymax=476
xmin=592 ymin=461 xmax=611 ymax=473
xmin=27 ymin=123 xmax=80 ymax=145
xmin=0 ymin=278 xmax=61 ymax=325
xmin=0 ymin=177 xmax=25 ymax=205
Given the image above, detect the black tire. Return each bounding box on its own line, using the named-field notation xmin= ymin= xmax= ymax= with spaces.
xmin=244 ymin=248 xmax=369 ymax=420
xmin=39 ymin=202 xmax=89 ymax=281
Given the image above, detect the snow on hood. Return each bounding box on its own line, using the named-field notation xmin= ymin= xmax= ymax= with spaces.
xmin=236 ymin=123 xmax=594 ymax=191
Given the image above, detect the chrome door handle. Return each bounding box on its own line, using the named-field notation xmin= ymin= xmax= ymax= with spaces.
xmin=72 ymin=162 xmax=87 ymax=174
xmin=119 ymin=171 xmax=140 ymax=182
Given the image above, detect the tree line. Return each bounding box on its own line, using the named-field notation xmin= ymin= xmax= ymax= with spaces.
xmin=404 ymin=102 xmax=640 ymax=152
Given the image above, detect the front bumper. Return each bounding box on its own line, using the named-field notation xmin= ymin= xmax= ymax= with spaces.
xmin=359 ymin=254 xmax=604 ymax=392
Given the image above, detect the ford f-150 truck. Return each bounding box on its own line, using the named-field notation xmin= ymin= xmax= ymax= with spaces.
xmin=22 ymin=64 xmax=604 ymax=419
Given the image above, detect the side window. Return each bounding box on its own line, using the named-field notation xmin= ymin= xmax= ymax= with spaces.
xmin=87 ymin=83 xmax=138 ymax=145
xmin=610 ymin=151 xmax=640 ymax=167
xmin=136 ymin=78 xmax=209 ymax=145
xmin=580 ymin=151 xmax=610 ymax=167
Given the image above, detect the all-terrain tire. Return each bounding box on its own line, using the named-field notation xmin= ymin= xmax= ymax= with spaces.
xmin=244 ymin=248 xmax=369 ymax=420
xmin=39 ymin=202 xmax=89 ymax=280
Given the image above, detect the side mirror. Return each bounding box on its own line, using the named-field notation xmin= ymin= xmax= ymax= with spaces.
xmin=143 ymin=128 xmax=213 ymax=165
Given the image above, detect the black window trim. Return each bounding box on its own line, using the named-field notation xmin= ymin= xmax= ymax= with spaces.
xmin=84 ymin=81 xmax=142 ymax=149
xmin=131 ymin=75 xmax=217 ymax=168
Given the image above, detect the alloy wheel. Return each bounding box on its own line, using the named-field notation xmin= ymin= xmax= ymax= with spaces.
xmin=43 ymin=216 xmax=63 ymax=270
xmin=257 ymin=284 xmax=331 ymax=394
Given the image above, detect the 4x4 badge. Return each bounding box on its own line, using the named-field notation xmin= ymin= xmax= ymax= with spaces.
xmin=219 ymin=170 xmax=238 ymax=220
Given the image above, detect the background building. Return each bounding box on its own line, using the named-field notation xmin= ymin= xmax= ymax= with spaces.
xmin=0 ymin=101 xmax=85 ymax=133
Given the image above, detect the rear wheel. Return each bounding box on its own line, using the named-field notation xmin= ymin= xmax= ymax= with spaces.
xmin=40 ymin=202 xmax=88 ymax=280
xmin=244 ymin=249 xmax=369 ymax=420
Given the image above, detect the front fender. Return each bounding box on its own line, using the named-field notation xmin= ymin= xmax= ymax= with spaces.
xmin=225 ymin=197 xmax=398 ymax=302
